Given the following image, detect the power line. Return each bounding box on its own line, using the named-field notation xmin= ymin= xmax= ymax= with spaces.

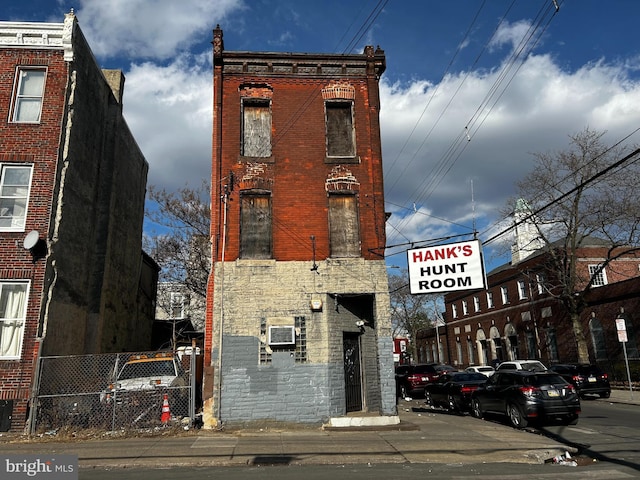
xmin=482 ymin=145 xmax=640 ymax=248
xmin=387 ymin=1 xmax=562 ymax=247
xmin=384 ymin=0 xmax=488 ymax=191
xmin=478 ymin=125 xmax=640 ymax=244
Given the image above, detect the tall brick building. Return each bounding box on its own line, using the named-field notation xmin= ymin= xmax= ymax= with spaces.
xmin=0 ymin=13 xmax=155 ymax=431
xmin=204 ymin=27 xmax=395 ymax=427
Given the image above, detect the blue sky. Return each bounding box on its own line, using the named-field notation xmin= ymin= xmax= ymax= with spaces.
xmin=6 ymin=1 xmax=640 ymax=271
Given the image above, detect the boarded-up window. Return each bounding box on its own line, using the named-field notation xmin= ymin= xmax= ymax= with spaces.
xmin=242 ymin=99 xmax=271 ymax=157
xmin=328 ymin=194 xmax=360 ymax=257
xmin=325 ymin=102 xmax=355 ymax=157
xmin=240 ymin=193 xmax=272 ymax=259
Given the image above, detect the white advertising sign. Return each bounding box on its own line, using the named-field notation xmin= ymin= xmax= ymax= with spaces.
xmin=617 ymin=317 xmax=628 ymax=343
xmin=407 ymin=239 xmax=487 ymax=295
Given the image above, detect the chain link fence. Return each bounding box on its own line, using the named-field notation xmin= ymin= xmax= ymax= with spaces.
xmin=31 ymin=351 xmax=198 ymax=434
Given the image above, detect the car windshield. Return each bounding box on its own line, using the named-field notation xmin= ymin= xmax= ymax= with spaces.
xmin=435 ymin=365 xmax=456 ymax=372
xmin=452 ymin=373 xmax=486 ymax=382
xmin=576 ymin=365 xmax=603 ymax=375
xmin=522 ymin=374 xmax=566 ymax=386
xmin=413 ymin=365 xmax=435 ymax=374
xmin=521 ymin=362 xmax=547 ymax=372
xmin=550 ymin=365 xmax=574 ymax=373
xmin=118 ymin=360 xmax=176 ymax=380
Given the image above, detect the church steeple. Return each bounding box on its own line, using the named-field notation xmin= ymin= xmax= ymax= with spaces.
xmin=511 ymin=198 xmax=544 ymax=264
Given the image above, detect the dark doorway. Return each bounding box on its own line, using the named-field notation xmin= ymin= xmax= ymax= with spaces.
xmin=0 ymin=400 xmax=13 ymax=432
xmin=343 ymin=332 xmax=363 ymax=412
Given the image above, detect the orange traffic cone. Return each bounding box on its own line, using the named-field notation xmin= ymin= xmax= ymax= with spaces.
xmin=161 ymin=394 xmax=171 ymax=423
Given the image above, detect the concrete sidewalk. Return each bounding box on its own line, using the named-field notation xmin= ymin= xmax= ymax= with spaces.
xmin=0 ymin=389 xmax=635 ymax=469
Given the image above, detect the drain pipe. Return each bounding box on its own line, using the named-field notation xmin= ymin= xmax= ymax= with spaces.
xmin=214 ymin=190 xmax=228 ymax=425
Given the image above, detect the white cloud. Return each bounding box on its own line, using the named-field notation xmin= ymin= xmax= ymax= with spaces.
xmin=72 ymin=1 xmax=640 ymax=271
xmin=489 ymin=20 xmax=535 ymax=53
xmin=121 ymin=55 xmax=213 ymax=191
xmin=381 ymin=51 xmax=640 ymax=265
xmin=76 ymin=0 xmax=244 ymax=60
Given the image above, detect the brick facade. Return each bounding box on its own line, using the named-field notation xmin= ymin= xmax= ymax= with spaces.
xmin=204 ymin=27 xmax=394 ymax=427
xmin=0 ymin=13 xmax=155 ymax=432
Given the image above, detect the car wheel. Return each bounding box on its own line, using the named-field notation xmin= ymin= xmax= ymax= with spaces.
xmin=600 ymin=391 xmax=610 ymax=399
xmin=507 ymin=403 xmax=528 ymax=429
xmin=471 ymin=398 xmax=483 ymax=419
xmin=424 ymin=391 xmax=433 ymax=407
xmin=447 ymin=394 xmax=458 ymax=413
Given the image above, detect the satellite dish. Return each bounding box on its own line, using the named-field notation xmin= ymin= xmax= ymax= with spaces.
xmin=23 ymin=230 xmax=40 ymax=250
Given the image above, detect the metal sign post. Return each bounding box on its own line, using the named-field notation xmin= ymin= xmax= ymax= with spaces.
xmin=616 ymin=316 xmax=633 ymax=400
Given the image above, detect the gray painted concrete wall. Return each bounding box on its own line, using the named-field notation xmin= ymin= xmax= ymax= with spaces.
xmin=219 ymin=336 xmax=344 ymax=425
xmin=209 ymin=258 xmax=396 ymax=425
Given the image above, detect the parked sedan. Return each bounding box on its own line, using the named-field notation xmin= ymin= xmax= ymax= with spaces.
xmin=425 ymin=372 xmax=488 ymax=413
xmin=549 ymin=363 xmax=611 ymax=398
xmin=495 ymin=360 xmax=547 ymax=372
xmin=465 ymin=365 xmax=495 ymax=377
xmin=470 ymin=370 xmax=581 ymax=428
xmin=396 ymin=363 xmax=458 ymax=398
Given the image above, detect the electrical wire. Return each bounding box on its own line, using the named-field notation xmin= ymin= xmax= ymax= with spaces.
xmin=387 ymin=1 xmax=562 ymax=247
xmin=383 ymin=129 xmax=640 ymax=260
xmin=383 ymin=0 xmax=488 ymax=190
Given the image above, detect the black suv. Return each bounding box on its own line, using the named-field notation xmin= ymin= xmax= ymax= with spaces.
xmin=550 ymin=364 xmax=611 ymax=398
xmin=470 ymin=370 xmax=580 ymax=428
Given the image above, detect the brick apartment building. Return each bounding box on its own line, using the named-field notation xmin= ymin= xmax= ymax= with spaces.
xmin=204 ymin=27 xmax=395 ymax=427
xmin=0 ymin=13 xmax=156 ymax=432
xmin=417 ymin=207 xmax=640 ymax=375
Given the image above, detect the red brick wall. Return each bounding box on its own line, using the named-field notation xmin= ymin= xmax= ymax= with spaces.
xmin=213 ymin=75 xmax=386 ymax=263
xmin=0 ymin=48 xmax=67 ymax=431
xmin=434 ymin=249 xmax=640 ymax=368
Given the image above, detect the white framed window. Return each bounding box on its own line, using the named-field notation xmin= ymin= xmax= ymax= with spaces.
xmin=451 ymin=304 xmax=458 ymax=319
xmin=0 ymin=281 xmax=29 ymax=359
xmin=589 ymin=265 xmax=607 ymax=287
xmin=12 ymin=68 xmax=46 ymax=123
xmin=169 ymin=292 xmax=185 ymax=319
xmin=473 ymin=296 xmax=480 ymax=312
xmin=486 ymin=291 xmax=494 ymax=308
xmin=517 ymin=280 xmax=527 ymax=300
xmin=462 ymin=300 xmax=469 ymax=316
xmin=500 ymin=286 xmax=509 ymax=305
xmin=0 ymin=164 xmax=33 ymax=231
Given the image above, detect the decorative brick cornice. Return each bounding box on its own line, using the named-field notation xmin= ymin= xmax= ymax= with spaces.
xmin=322 ymin=82 xmax=355 ymax=100
xmin=238 ymin=162 xmax=274 ymax=191
xmin=216 ymin=46 xmax=385 ymax=78
xmin=325 ymin=166 xmax=359 ymax=192
xmin=0 ymin=11 xmax=76 ymax=62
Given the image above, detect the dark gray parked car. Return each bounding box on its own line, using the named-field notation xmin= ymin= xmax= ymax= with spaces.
xmin=425 ymin=371 xmax=488 ymax=413
xmin=470 ymin=370 xmax=581 ymax=428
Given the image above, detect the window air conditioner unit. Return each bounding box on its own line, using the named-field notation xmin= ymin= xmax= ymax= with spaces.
xmin=268 ymin=326 xmax=296 ymax=346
